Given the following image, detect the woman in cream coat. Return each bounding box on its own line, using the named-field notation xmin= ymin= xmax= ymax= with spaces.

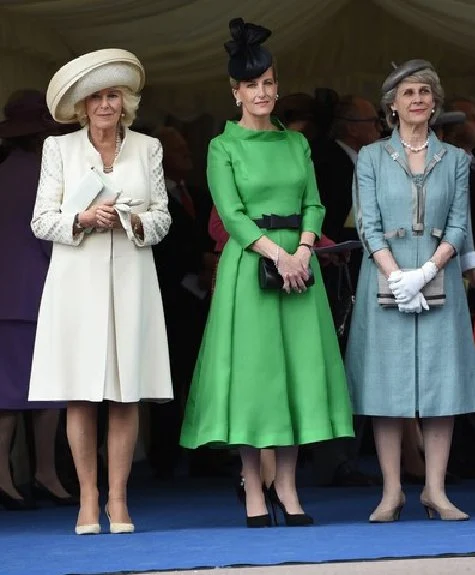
xmin=29 ymin=49 xmax=173 ymax=535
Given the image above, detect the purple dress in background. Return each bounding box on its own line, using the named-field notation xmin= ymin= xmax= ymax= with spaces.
xmin=0 ymin=148 xmax=58 ymax=409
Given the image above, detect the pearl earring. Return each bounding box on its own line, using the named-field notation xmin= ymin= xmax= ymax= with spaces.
xmin=275 ymin=94 xmax=279 ymax=101
xmin=392 ymin=109 xmax=396 ymax=117
xmin=236 ymin=100 xmax=242 ymax=107
xmin=431 ymin=108 xmax=435 ymax=114
xmin=121 ymin=112 xmax=125 ymax=117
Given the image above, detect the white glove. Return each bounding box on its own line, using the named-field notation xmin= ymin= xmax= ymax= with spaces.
xmin=398 ymin=292 xmax=430 ymax=313
xmin=115 ymin=197 xmax=143 ymax=207
xmin=113 ymin=197 xmax=144 ymax=241
xmin=388 ymin=261 xmax=437 ymax=304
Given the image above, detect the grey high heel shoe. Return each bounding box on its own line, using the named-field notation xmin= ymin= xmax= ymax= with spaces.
xmin=420 ymin=494 xmax=469 ymax=521
xmin=369 ymin=492 xmax=406 ymax=523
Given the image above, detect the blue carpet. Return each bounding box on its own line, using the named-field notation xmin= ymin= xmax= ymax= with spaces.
xmin=2 ymin=479 xmax=475 ymax=575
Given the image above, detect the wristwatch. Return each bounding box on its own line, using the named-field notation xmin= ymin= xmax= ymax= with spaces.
xmin=74 ymin=213 xmax=84 ymax=230
xmin=132 ymin=216 xmax=141 ymax=235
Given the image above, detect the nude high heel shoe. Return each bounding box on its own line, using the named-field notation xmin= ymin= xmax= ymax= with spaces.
xmin=369 ymin=492 xmax=406 ymax=523
xmin=74 ymin=504 xmax=101 ymax=535
xmin=420 ymin=494 xmax=469 ymax=521
xmin=105 ymin=504 xmax=134 ymax=534
xmin=75 ymin=523 xmax=101 ymax=535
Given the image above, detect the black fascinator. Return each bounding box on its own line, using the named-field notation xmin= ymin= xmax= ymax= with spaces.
xmin=224 ymin=18 xmax=273 ymax=81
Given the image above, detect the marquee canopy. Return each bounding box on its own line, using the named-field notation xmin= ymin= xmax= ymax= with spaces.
xmin=1 ymin=0 xmax=475 ymax=122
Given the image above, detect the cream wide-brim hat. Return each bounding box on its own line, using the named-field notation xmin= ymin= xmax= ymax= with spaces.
xmin=46 ymin=48 xmax=145 ymax=123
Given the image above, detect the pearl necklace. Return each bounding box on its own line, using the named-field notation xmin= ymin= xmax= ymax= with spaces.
xmin=103 ymin=129 xmax=122 ymax=173
xmin=88 ymin=128 xmax=122 ymax=173
xmin=400 ymin=137 xmax=429 ymax=153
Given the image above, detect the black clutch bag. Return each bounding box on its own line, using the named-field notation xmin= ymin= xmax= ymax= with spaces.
xmin=258 ymin=257 xmax=315 ymax=290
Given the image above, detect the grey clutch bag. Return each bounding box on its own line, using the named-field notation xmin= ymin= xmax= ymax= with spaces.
xmin=377 ymin=269 xmax=445 ymax=307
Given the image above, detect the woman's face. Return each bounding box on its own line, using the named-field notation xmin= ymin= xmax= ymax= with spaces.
xmin=85 ymin=88 xmax=123 ymax=130
xmin=391 ymin=81 xmax=435 ymax=128
xmin=233 ymin=67 xmax=278 ymax=120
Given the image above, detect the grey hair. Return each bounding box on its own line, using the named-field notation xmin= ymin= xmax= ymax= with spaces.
xmin=381 ymin=68 xmax=444 ymax=128
xmin=73 ymin=86 xmax=141 ymax=128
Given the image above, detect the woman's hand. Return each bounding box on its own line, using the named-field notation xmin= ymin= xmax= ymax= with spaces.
xmin=294 ymin=244 xmax=312 ymax=272
xmin=79 ymin=199 xmax=120 ymax=229
xmin=277 ymin=250 xmax=310 ymax=294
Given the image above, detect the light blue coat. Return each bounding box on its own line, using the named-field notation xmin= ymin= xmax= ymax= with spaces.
xmin=345 ymin=128 xmax=475 ymax=417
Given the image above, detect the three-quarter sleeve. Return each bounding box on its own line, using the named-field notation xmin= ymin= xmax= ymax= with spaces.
xmin=31 ymin=136 xmax=85 ymax=246
xmin=353 ymin=146 xmax=389 ymax=256
xmin=443 ymin=149 xmax=469 ymax=253
xmin=300 ymin=135 xmax=325 ymax=237
xmin=207 ymin=138 xmax=263 ymax=249
xmin=134 ymin=138 xmax=171 ymax=247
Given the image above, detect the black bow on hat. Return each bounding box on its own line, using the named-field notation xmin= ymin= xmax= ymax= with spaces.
xmin=224 ymin=18 xmax=273 ymax=81
xmin=382 ymin=59 xmax=435 ymax=93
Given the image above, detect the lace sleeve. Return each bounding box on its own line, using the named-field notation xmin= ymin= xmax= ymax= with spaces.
xmin=31 ymin=137 xmax=84 ymax=246
xmin=133 ymin=138 xmax=171 ymax=247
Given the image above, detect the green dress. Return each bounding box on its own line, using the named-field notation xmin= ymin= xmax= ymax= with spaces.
xmin=180 ymin=120 xmax=354 ymax=448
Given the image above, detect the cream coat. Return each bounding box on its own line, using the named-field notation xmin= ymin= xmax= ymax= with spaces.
xmin=28 ymin=128 xmax=173 ymax=402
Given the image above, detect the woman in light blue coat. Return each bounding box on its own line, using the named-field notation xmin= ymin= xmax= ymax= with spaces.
xmin=346 ymin=60 xmax=475 ymax=523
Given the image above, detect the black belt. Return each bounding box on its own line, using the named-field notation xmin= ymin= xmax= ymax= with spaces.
xmin=253 ymin=214 xmax=302 ymax=229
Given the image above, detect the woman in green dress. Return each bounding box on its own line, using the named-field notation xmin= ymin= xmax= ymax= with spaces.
xmin=180 ymin=18 xmax=354 ymax=527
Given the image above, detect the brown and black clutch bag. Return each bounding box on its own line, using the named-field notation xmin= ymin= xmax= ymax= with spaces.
xmin=377 ymin=269 xmax=445 ymax=307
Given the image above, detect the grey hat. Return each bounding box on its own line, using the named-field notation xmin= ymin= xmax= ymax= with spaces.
xmin=382 ymin=59 xmax=435 ymax=93
xmin=432 ymin=111 xmax=466 ymax=129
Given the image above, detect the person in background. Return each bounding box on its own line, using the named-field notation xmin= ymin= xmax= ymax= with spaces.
xmin=149 ymin=126 xmax=215 ymax=480
xmin=310 ymin=94 xmax=383 ymax=488
xmin=0 ymin=90 xmax=77 ymax=511
xmin=436 ymin=107 xmax=475 ymax=480
xmin=273 ymin=92 xmax=318 ymax=141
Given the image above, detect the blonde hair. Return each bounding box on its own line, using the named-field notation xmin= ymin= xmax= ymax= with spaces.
xmin=381 ymin=68 xmax=444 ymax=128
xmin=73 ymin=86 xmax=141 ymax=127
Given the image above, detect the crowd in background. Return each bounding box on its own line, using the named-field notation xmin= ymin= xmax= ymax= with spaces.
xmin=2 ymin=79 xmax=475 ymax=514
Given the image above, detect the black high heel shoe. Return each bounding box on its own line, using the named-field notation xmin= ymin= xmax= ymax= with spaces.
xmin=0 ymin=487 xmax=37 ymax=511
xmin=241 ymin=482 xmax=272 ymax=528
xmin=246 ymin=513 xmax=272 ymax=528
xmin=31 ymin=480 xmax=79 ymax=506
xmin=266 ymin=483 xmax=314 ymax=527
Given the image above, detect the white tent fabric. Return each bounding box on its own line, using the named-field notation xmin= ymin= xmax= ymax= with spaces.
xmin=1 ymin=0 xmax=475 ymax=121
xmin=375 ymin=0 xmax=475 ymax=53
